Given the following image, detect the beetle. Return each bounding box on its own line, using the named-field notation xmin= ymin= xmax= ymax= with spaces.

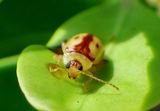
xmin=49 ymin=33 xmax=119 ymax=90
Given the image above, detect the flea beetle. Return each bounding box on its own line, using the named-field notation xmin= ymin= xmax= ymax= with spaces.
xmin=49 ymin=33 xmax=119 ymax=90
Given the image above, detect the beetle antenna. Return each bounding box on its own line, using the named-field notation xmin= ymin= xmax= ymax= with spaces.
xmin=81 ymin=71 xmax=119 ymax=90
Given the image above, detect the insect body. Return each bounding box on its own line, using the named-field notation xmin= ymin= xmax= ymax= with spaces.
xmin=50 ymin=33 xmax=119 ymax=90
xmin=62 ymin=33 xmax=103 ymax=77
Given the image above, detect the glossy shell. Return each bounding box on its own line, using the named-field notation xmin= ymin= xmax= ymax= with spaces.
xmin=62 ymin=33 xmax=104 ymax=71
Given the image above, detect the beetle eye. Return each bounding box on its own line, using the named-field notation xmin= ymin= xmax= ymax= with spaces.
xmin=65 ymin=62 xmax=71 ymax=68
xmin=78 ymin=65 xmax=83 ymax=71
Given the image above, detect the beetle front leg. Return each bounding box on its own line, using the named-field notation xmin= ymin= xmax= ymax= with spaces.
xmin=48 ymin=63 xmax=66 ymax=79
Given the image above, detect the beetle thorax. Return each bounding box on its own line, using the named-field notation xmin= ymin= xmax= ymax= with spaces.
xmin=63 ymin=52 xmax=93 ymax=71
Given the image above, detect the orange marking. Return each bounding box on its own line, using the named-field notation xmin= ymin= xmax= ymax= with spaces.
xmin=66 ymin=34 xmax=95 ymax=61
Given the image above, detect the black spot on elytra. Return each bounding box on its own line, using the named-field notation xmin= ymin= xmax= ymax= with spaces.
xmin=96 ymin=43 xmax=99 ymax=48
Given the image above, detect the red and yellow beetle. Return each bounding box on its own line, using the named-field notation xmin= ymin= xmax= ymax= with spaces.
xmin=49 ymin=33 xmax=119 ymax=90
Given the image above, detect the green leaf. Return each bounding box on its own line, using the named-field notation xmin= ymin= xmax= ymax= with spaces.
xmin=47 ymin=0 xmax=160 ymax=109
xmin=17 ymin=45 xmax=85 ymax=111
xmin=17 ymin=0 xmax=160 ymax=111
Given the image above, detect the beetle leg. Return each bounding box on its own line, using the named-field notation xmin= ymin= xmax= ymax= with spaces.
xmin=83 ymin=78 xmax=92 ymax=93
xmin=48 ymin=44 xmax=63 ymax=55
xmin=48 ymin=63 xmax=66 ymax=79
xmin=89 ymin=59 xmax=108 ymax=72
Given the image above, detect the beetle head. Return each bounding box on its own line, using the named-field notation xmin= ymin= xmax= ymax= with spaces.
xmin=65 ymin=60 xmax=83 ymax=79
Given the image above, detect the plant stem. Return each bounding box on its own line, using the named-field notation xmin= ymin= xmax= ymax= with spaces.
xmin=0 ymin=55 xmax=19 ymax=69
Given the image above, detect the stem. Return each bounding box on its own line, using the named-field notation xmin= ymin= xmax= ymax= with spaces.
xmin=0 ymin=55 xmax=19 ymax=69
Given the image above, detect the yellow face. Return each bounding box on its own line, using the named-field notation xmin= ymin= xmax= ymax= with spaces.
xmin=65 ymin=60 xmax=82 ymax=79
